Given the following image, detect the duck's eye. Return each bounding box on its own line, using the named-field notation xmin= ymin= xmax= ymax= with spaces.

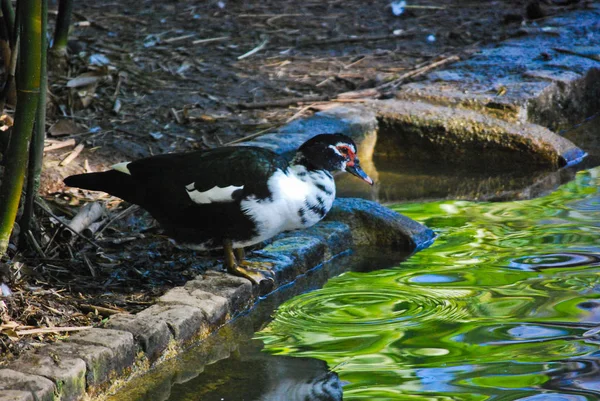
xmin=337 ymin=146 xmax=349 ymax=155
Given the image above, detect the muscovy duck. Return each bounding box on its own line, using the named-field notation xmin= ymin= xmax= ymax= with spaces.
xmin=64 ymin=133 xmax=373 ymax=284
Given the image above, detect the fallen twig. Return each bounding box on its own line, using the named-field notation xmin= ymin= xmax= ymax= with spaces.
xmin=26 ymin=230 xmax=47 ymax=258
xmin=16 ymin=326 xmax=93 ymax=336
xmin=224 ymin=127 xmax=277 ymax=146
xmin=285 ymin=103 xmax=316 ymax=123
xmin=238 ymin=95 xmax=330 ymax=109
xmin=238 ymin=13 xmax=306 ymax=18
xmin=405 ymin=5 xmax=446 ymax=9
xmin=297 ymin=31 xmax=414 ymax=47
xmin=377 ymin=55 xmax=461 ymax=91
xmin=65 ymin=202 xmax=105 ymax=239
xmin=60 ymin=143 xmax=84 ymax=166
xmin=163 ymin=34 xmax=197 ymax=44
xmin=192 ymin=36 xmax=229 ymax=45
xmin=72 ymin=11 xmax=110 ymax=31
xmin=35 ymin=200 xmax=104 ymax=250
xmin=238 ymin=38 xmax=269 ymax=60
xmin=80 ymin=304 xmax=125 ymax=317
xmin=44 ymin=138 xmax=76 ymax=152
xmin=97 ymin=204 xmax=139 ymax=235
xmin=553 ymin=47 xmax=600 ymax=62
xmin=337 ymin=88 xmax=381 ymax=100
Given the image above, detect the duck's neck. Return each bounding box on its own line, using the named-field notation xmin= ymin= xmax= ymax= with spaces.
xmin=282 ymin=163 xmax=336 ymax=228
xmin=290 ymin=151 xmax=323 ymax=172
xmin=288 ymin=164 xmax=333 ymax=185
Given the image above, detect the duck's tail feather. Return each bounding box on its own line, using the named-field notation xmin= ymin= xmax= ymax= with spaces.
xmin=64 ymin=170 xmax=141 ymax=204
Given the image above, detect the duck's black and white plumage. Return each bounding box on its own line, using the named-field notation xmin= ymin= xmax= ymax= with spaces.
xmin=64 ymin=133 xmax=373 ymax=283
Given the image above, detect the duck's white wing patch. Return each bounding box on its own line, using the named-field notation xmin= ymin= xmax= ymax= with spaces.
xmin=185 ymin=183 xmax=243 ymax=204
xmin=111 ymin=162 xmax=132 ymax=175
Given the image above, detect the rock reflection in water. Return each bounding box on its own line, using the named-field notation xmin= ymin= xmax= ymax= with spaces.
xmin=543 ymin=354 xmax=600 ymax=398
xmin=167 ymin=340 xmax=342 ymax=401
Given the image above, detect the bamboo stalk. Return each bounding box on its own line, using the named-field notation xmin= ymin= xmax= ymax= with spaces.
xmin=51 ymin=0 xmax=73 ymax=56
xmin=0 ymin=8 xmax=11 ymax=76
xmin=21 ymin=0 xmax=48 ymax=244
xmin=0 ymin=0 xmax=42 ymax=255
xmin=0 ymin=28 xmax=18 ymax=111
xmin=0 ymin=0 xmax=14 ymax=46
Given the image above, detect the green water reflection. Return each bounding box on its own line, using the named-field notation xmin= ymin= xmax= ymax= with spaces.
xmin=257 ymin=167 xmax=600 ymax=400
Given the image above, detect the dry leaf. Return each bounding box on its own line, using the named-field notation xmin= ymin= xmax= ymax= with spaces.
xmin=0 ymin=114 xmax=14 ymax=131
xmin=66 ymin=71 xmax=107 ymax=88
xmin=49 ymin=119 xmax=81 ymax=137
xmin=77 ymin=87 xmax=97 ymax=108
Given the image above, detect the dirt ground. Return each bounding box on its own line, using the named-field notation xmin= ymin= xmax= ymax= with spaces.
xmin=0 ymin=0 xmax=590 ymax=363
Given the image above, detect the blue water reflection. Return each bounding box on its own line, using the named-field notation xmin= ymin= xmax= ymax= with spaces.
xmin=258 ymin=168 xmax=600 ymax=400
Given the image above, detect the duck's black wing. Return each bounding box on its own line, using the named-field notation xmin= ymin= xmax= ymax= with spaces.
xmin=64 ymin=146 xmax=289 ymax=209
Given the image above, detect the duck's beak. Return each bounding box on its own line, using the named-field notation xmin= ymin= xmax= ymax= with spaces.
xmin=346 ymin=161 xmax=374 ymax=185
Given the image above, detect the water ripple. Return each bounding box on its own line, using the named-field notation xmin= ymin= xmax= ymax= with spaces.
xmin=259 ymin=167 xmax=600 ymax=400
xmin=509 ymin=253 xmax=600 ymax=271
xmin=273 ymin=286 xmax=471 ymax=333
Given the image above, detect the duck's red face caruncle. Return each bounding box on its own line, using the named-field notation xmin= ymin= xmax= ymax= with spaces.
xmin=333 ymin=142 xmax=373 ymax=185
xmin=296 ymin=133 xmax=374 ymax=186
xmin=335 ymin=144 xmax=356 ymax=167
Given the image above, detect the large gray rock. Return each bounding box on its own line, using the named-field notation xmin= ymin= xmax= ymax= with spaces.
xmin=374 ymin=100 xmax=585 ymax=169
xmin=241 ymin=105 xmax=378 ymax=160
xmin=326 ymin=198 xmax=435 ymax=251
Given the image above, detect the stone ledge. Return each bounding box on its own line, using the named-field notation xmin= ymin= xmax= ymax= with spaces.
xmin=37 ymin=342 xmax=113 ymax=391
xmin=66 ymin=328 xmax=136 ymax=378
xmin=6 ymin=353 xmax=86 ymax=401
xmin=395 ymin=10 xmax=600 ymax=132
xmin=105 ymin=313 xmax=172 ymax=363
xmin=0 ymin=369 xmax=56 ymax=401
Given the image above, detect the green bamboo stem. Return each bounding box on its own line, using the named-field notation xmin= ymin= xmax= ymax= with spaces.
xmin=0 ymin=0 xmax=19 ymax=110
xmin=0 ymin=11 xmax=11 ymax=74
xmin=0 ymin=0 xmax=42 ymax=255
xmin=1 ymin=0 xmax=14 ymax=47
xmin=0 ymin=33 xmax=18 ymax=111
xmin=21 ymin=0 xmax=48 ymax=244
xmin=51 ymin=0 xmax=72 ymax=55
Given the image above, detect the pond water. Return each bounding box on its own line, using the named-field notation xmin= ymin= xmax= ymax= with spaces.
xmin=117 ymin=116 xmax=600 ymax=401
xmin=257 ymin=166 xmax=600 ymax=400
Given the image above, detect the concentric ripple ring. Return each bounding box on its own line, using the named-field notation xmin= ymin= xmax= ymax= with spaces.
xmin=273 ymin=286 xmax=467 ymax=332
xmin=509 ymin=253 xmax=600 ymax=270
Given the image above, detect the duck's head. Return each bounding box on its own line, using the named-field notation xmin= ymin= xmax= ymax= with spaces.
xmin=294 ymin=133 xmax=374 ymax=185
